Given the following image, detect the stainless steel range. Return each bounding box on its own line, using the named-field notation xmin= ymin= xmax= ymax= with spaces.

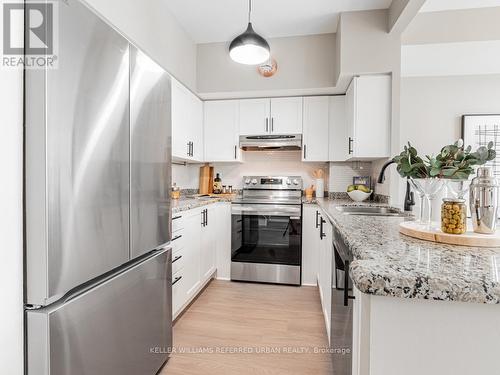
xmin=231 ymin=176 xmax=303 ymax=285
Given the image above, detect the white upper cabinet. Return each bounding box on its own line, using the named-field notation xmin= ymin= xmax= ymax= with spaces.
xmin=171 ymin=79 xmax=189 ymax=159
xmin=189 ymin=95 xmax=204 ymax=161
xmin=239 ymin=98 xmax=271 ymax=136
xmin=171 ymin=78 xmax=204 ymax=162
xmin=329 ymin=95 xmax=347 ymax=161
xmin=302 ymin=96 xmax=329 ymax=161
xmin=239 ymin=97 xmax=303 ymax=136
xmin=345 ymin=75 xmax=391 ymax=160
xmin=204 ymin=100 xmax=240 ymax=162
xmin=270 ymin=97 xmax=303 ymax=135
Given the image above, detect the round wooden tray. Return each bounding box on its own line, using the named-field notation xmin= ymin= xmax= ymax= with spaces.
xmin=399 ymin=221 xmax=500 ymax=247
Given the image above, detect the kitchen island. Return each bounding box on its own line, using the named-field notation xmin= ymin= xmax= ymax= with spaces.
xmin=304 ymin=198 xmax=500 ymax=375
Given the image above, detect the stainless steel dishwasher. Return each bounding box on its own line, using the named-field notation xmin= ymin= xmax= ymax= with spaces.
xmin=331 ymin=225 xmax=354 ymax=375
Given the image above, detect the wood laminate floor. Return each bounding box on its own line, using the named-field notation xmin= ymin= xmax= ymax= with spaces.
xmin=161 ymin=280 xmax=333 ymax=375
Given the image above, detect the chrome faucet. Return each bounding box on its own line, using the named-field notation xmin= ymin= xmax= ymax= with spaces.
xmin=377 ymin=160 xmax=415 ymax=212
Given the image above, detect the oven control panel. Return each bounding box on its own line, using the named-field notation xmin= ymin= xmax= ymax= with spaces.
xmin=242 ymin=176 xmax=303 ymax=190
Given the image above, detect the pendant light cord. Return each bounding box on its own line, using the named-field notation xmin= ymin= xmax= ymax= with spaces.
xmin=248 ymin=0 xmax=252 ymax=23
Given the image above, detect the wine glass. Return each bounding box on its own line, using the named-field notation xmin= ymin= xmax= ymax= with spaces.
xmin=409 ymin=178 xmax=426 ymax=224
xmin=412 ymin=178 xmax=444 ymax=228
xmin=446 ymin=179 xmax=471 ymax=199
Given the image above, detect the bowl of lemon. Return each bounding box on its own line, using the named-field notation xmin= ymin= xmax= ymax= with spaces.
xmin=347 ymin=184 xmax=372 ymax=202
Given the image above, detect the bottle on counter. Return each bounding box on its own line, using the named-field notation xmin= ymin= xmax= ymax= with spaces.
xmin=171 ymin=183 xmax=181 ymax=199
xmin=213 ymin=173 xmax=222 ymax=194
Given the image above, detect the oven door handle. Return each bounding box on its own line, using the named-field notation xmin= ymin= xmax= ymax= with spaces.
xmin=231 ymin=205 xmax=301 ymax=217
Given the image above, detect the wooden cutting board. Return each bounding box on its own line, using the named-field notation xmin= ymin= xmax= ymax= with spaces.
xmin=199 ymin=164 xmax=213 ymax=195
xmin=399 ymin=221 xmax=500 ymax=247
xmin=208 ymin=166 xmax=214 ymax=194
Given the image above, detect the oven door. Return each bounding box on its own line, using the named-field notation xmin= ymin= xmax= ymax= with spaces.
xmin=231 ymin=204 xmax=302 ymax=267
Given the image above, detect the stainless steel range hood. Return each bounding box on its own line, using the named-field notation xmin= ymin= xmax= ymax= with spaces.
xmin=239 ymin=134 xmax=302 ymax=151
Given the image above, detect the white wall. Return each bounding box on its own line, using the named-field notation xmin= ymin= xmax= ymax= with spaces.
xmin=400 ymin=74 xmax=500 ymax=155
xmin=172 ymin=151 xmax=329 ymax=191
xmin=397 ymin=74 xmax=500 ymax=216
xmin=401 ymin=40 xmax=500 ymax=78
xmin=0 ymin=6 xmax=24 ymax=373
xmin=196 ymin=33 xmax=336 ymax=97
xmin=339 ymin=10 xmax=400 ymax=77
xmin=402 ymin=7 xmax=500 ymax=45
xmin=82 ymin=0 xmax=197 ymax=91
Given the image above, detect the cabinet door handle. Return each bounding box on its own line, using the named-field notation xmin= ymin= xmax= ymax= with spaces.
xmin=172 ymin=215 xmax=182 ymax=221
xmin=303 ymin=144 xmax=307 ymax=159
xmin=201 ymin=210 xmax=205 ymax=227
xmin=320 ymin=218 xmax=326 ymax=240
xmin=271 ymin=117 xmax=274 ymax=133
xmin=173 ymin=255 xmax=182 ymax=263
xmin=315 ymin=210 xmax=320 ymax=228
xmin=265 ymin=117 xmax=269 ymax=132
xmin=205 ymin=209 xmax=208 ymax=226
xmin=234 ymin=145 xmax=237 ymax=160
xmin=172 ymin=234 xmax=182 ymax=242
xmin=191 ymin=142 xmax=194 ymax=157
xmin=187 ymin=142 xmax=191 ymax=156
xmin=172 ymin=275 xmax=182 ymax=285
xmin=348 ymin=137 xmax=354 ymax=155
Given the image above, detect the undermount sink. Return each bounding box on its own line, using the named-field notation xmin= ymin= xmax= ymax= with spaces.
xmin=336 ymin=205 xmax=406 ymax=217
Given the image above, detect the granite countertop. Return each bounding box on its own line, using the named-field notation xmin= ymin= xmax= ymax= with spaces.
xmin=306 ymin=198 xmax=500 ymax=305
xmin=171 ymin=195 xmax=237 ymax=214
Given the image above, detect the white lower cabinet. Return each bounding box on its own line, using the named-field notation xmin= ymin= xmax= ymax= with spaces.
xmin=200 ymin=205 xmax=217 ymax=281
xmin=215 ymin=202 xmax=232 ymax=280
xmin=302 ymin=204 xmax=333 ymax=342
xmin=172 ymin=203 xmax=229 ymax=320
xmin=301 ymin=205 xmax=321 ymax=285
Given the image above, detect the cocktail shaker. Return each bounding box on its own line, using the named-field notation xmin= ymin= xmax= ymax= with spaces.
xmin=469 ymin=167 xmax=499 ymax=234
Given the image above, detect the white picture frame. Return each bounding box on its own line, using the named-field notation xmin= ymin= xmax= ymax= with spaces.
xmin=462 ymin=114 xmax=500 ymax=177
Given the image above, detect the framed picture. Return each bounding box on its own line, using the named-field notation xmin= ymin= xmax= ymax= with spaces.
xmin=462 ymin=114 xmax=500 ymax=177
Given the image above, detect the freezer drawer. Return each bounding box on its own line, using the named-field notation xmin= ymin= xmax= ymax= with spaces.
xmin=27 ymin=249 xmax=172 ymax=375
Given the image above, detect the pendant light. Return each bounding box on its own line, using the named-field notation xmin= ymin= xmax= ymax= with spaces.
xmin=229 ymin=0 xmax=270 ymax=65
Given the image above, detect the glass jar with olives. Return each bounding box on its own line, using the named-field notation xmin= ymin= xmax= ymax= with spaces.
xmin=441 ymin=198 xmax=467 ymax=234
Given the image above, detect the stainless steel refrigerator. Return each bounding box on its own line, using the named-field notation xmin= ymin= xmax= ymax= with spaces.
xmin=25 ymin=1 xmax=172 ymax=374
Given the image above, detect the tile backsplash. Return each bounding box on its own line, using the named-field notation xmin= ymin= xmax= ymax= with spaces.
xmin=172 ymin=151 xmax=329 ymax=190
xmin=173 ymin=154 xmax=383 ymax=197
xmin=329 ymin=161 xmax=373 ymax=193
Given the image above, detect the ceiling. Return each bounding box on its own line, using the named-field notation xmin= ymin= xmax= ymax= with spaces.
xmin=166 ymin=0 xmax=393 ymax=44
xmin=420 ymin=0 xmax=500 ymax=12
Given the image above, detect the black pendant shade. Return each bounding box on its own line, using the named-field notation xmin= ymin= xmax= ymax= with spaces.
xmin=229 ymin=1 xmax=270 ymax=65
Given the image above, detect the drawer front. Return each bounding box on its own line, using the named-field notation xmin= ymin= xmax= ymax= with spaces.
xmin=172 ymin=248 xmax=185 ymax=274
xmin=171 ymin=232 xmax=185 ymax=254
xmin=172 ymin=214 xmax=184 ymax=232
xmin=172 ymin=269 xmax=185 ymax=317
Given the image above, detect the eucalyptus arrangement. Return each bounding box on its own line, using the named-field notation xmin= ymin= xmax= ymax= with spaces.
xmin=393 ymin=140 xmax=496 ymax=180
